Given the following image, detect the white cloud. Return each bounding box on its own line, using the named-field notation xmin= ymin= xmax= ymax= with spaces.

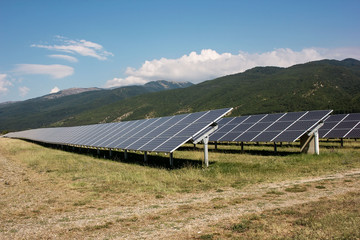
xmin=105 ymin=76 xmax=148 ymax=88
xmin=0 ymin=74 xmax=12 ymax=94
xmin=48 ymin=54 xmax=78 ymax=62
xmin=104 ymin=47 xmax=360 ymax=88
xmin=19 ymin=86 xmax=30 ymax=97
xmin=13 ymin=64 xmax=74 ymax=79
xmin=314 ymin=47 xmax=360 ymax=60
xmin=32 ymin=36 xmax=114 ymax=61
xmin=50 ymin=86 xmax=60 ymax=93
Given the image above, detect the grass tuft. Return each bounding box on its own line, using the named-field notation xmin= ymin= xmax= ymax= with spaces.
xmin=265 ymin=190 xmax=285 ymax=195
xmin=231 ymin=219 xmax=251 ymax=233
xmin=285 ymin=185 xmax=307 ymax=193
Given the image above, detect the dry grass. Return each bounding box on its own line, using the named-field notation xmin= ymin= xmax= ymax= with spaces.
xmin=195 ymin=191 xmax=360 ymax=240
xmin=1 ymin=138 xmax=360 ymax=196
xmin=1 ymin=137 xmax=360 ymax=239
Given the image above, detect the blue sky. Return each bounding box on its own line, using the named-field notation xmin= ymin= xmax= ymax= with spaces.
xmin=1 ymin=0 xmax=360 ymax=103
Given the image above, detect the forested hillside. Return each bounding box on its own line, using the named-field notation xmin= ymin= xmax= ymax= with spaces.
xmin=62 ymin=58 xmax=360 ymax=126
xmin=0 ymin=80 xmax=192 ymax=132
xmin=1 ymin=59 xmax=359 ymax=132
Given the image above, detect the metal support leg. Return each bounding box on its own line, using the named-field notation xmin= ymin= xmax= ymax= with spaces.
xmin=97 ymin=148 xmax=100 ymax=155
xmin=340 ymin=138 xmax=344 ymax=147
xmin=144 ymin=151 xmax=148 ymax=162
xmin=241 ymin=142 xmax=244 ymax=152
xmin=204 ymin=136 xmax=209 ymax=167
xmin=314 ymin=130 xmax=319 ymax=155
xmin=169 ymin=152 xmax=174 ymax=168
xmin=214 ymin=141 xmax=217 ymax=150
xmin=124 ymin=149 xmax=128 ymax=160
xmin=109 ymin=149 xmax=112 ymax=158
xmin=274 ymin=142 xmax=277 ymax=153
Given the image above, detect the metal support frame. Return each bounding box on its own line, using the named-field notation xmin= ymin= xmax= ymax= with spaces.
xmin=193 ymin=123 xmax=218 ymax=144
xmin=124 ymin=149 xmax=128 ymax=160
xmin=144 ymin=151 xmax=148 ymax=162
xmin=314 ymin=131 xmax=319 ymax=155
xmin=274 ymin=142 xmax=277 ymax=153
xmin=169 ymin=152 xmax=174 ymax=168
xmin=309 ymin=122 xmax=323 ymax=155
xmin=204 ymin=135 xmax=209 ymax=167
xmin=193 ymin=123 xmax=219 ymax=167
xmin=300 ymin=122 xmax=323 ymax=155
xmin=300 ymin=134 xmax=314 ymax=153
xmin=241 ymin=142 xmax=244 ymax=152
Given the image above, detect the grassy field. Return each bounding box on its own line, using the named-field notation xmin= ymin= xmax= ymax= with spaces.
xmin=195 ymin=191 xmax=360 ymax=240
xmin=1 ymin=137 xmax=359 ymax=239
xmin=1 ymin=138 xmax=360 ymax=194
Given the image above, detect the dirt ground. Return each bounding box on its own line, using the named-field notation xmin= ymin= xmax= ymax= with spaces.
xmin=1 ymin=151 xmax=360 ymax=239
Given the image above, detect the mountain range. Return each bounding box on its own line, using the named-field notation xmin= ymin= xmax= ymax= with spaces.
xmin=1 ymin=58 xmax=360 ymax=133
xmin=0 ymin=80 xmax=193 ymax=132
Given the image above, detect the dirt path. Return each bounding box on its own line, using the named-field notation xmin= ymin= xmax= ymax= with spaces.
xmin=1 ymin=151 xmax=360 ymax=239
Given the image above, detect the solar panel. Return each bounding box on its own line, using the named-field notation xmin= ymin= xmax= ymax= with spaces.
xmin=346 ymin=127 xmax=360 ymax=138
xmin=4 ymin=108 xmax=232 ymax=153
xmin=320 ymin=113 xmax=360 ymax=138
xmin=209 ymin=110 xmax=332 ymax=143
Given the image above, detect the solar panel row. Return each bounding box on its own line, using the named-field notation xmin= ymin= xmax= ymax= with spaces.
xmin=209 ymin=110 xmax=332 ymax=143
xmin=319 ymin=113 xmax=360 ymax=138
xmin=5 ymin=108 xmax=232 ymax=153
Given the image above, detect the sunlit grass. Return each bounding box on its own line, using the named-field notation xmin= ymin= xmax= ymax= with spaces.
xmin=196 ymin=191 xmax=360 ymax=240
xmin=1 ymin=138 xmax=360 ymax=196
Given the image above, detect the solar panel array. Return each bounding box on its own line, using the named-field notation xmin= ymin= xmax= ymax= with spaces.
xmin=209 ymin=110 xmax=332 ymax=143
xmin=319 ymin=113 xmax=360 ymax=138
xmin=5 ymin=108 xmax=232 ymax=153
